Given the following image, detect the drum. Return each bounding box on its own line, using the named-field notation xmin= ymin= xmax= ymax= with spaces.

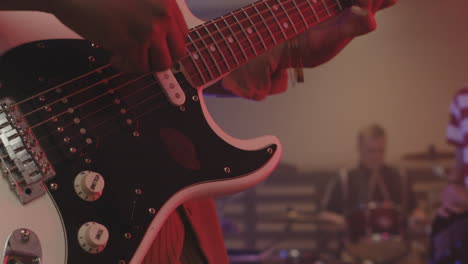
xmin=344 ymin=202 xmax=410 ymax=264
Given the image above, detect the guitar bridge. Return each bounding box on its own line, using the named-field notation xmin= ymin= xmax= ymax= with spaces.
xmin=0 ymin=98 xmax=55 ymax=204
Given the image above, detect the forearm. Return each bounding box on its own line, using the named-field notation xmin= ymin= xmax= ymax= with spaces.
xmin=448 ymin=148 xmax=465 ymax=184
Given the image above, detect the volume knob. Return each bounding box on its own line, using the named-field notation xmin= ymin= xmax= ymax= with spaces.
xmin=78 ymin=222 xmax=109 ymax=254
xmin=74 ymin=171 xmax=105 ymax=201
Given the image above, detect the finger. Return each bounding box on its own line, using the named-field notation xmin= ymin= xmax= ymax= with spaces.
xmin=149 ymin=38 xmax=172 ymax=72
xmin=167 ymin=7 xmax=188 ymax=60
xmin=111 ymin=41 xmax=151 ymax=73
xmin=167 ymin=27 xmax=187 ymax=61
xmin=340 ymin=6 xmax=376 ymax=37
xmin=145 ymin=0 xmax=169 ymax=17
xmin=168 ymin=0 xmax=188 ymax=32
xmin=128 ymin=43 xmax=152 ymax=73
xmin=148 ymin=21 xmax=173 ymax=71
xmin=111 ymin=55 xmax=133 ymax=73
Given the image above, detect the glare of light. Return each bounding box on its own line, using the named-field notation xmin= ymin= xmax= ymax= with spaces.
xmin=290 ymin=249 xmax=300 ymax=258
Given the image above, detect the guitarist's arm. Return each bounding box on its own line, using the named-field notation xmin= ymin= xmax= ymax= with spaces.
xmin=438 ymin=91 xmax=468 ymax=218
xmin=438 ymin=148 xmax=468 ymax=217
xmin=206 ymin=0 xmax=397 ymax=100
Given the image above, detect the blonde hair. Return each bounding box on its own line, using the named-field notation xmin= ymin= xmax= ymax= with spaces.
xmin=358 ymin=124 xmax=386 ymax=145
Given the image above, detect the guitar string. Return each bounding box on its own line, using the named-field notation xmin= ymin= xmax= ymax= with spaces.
xmin=0 ymin=0 xmax=343 ymax=165
xmin=72 ymin=87 xmax=171 ymax=156
xmin=17 ymin=0 xmax=343 ymax=160
xmin=22 ymin=72 xmax=125 ymax=118
xmin=10 ymin=64 xmax=112 ymax=108
xmin=0 ymin=0 xmax=346 ymax=161
xmin=18 ymin=1 xmax=341 ymax=130
xmin=4 ymin=0 xmax=341 ymax=115
xmin=29 ymin=73 xmax=154 ymax=129
xmin=2 ymin=0 xmax=349 ymax=186
xmin=33 ymin=80 xmax=160 ymax=143
xmin=182 ymin=0 xmax=344 ymax=81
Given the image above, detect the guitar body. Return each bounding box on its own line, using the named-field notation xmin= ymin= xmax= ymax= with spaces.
xmin=0 ymin=2 xmax=282 ymax=264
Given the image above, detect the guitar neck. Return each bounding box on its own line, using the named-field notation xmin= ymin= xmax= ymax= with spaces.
xmin=179 ymin=0 xmax=353 ymax=87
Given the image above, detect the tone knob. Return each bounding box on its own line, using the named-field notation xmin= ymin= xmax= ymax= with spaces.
xmin=78 ymin=222 xmax=109 ymax=254
xmin=74 ymin=170 xmax=105 ymax=201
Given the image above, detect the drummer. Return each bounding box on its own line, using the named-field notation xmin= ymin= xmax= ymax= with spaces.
xmin=321 ymin=124 xmax=426 ymax=232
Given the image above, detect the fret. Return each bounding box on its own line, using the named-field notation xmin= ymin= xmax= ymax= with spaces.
xmin=334 ymin=0 xmax=343 ymax=10
xmin=320 ymin=0 xmax=332 ymax=16
xmin=187 ymin=34 xmax=214 ymax=80
xmin=291 ymin=0 xmax=309 ymax=28
xmin=242 ymin=8 xmax=267 ymax=50
xmin=231 ymin=12 xmax=258 ymax=56
xmin=203 ymin=27 xmax=231 ymax=72
xmin=276 ymin=0 xmax=298 ymax=34
xmin=222 ymin=18 xmax=249 ymax=61
xmin=185 ymin=52 xmax=207 ymax=85
xmin=264 ymin=1 xmax=288 ymax=39
xmin=305 ymin=0 xmax=321 ymax=23
xmin=212 ymin=22 xmax=240 ymax=67
xmin=253 ymin=5 xmax=278 ymax=45
xmin=193 ymin=30 xmax=223 ymax=76
xmin=179 ymin=0 xmax=354 ymax=88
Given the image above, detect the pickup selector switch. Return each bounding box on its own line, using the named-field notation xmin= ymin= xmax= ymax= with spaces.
xmin=74 ymin=171 xmax=105 ymax=201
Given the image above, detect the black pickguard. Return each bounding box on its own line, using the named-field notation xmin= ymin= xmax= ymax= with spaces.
xmin=0 ymin=39 xmax=278 ymax=263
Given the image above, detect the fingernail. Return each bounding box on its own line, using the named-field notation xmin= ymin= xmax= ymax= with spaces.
xmin=351 ymin=6 xmax=369 ymax=16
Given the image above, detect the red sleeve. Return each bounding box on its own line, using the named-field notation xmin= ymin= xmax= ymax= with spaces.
xmin=183 ymin=198 xmax=229 ymax=264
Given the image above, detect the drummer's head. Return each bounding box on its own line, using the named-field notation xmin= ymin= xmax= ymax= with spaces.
xmin=358 ymin=124 xmax=387 ymax=170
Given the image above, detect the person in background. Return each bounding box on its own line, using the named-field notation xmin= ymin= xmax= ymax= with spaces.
xmin=323 ymin=124 xmax=421 ymax=219
xmin=439 ymin=87 xmax=468 ymax=218
xmin=321 ymin=124 xmax=426 ymax=263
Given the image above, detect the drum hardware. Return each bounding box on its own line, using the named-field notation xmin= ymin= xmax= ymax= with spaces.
xmin=344 ymin=202 xmax=411 ymax=264
xmin=402 ymin=145 xmax=454 ymax=162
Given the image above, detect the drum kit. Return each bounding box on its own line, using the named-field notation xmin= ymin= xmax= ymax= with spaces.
xmin=228 ymin=145 xmax=454 ymax=264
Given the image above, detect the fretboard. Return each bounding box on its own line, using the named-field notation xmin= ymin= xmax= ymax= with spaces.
xmin=179 ymin=0 xmax=353 ymax=87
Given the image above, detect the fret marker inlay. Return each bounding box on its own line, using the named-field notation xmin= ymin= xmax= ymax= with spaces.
xmin=179 ymin=0 xmax=352 ymax=88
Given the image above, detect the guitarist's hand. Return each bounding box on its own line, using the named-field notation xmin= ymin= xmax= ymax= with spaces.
xmin=279 ymin=0 xmax=398 ymax=68
xmin=46 ymin=0 xmax=188 ymax=73
xmin=219 ymin=0 xmax=397 ymax=100
xmin=438 ymin=184 xmax=468 ymax=218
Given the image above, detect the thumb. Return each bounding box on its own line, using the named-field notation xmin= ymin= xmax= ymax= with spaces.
xmin=340 ymin=6 xmax=376 ymax=38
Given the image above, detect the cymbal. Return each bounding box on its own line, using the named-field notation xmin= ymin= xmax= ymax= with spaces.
xmin=255 ymin=210 xmax=345 ymax=230
xmin=402 ymin=145 xmax=454 ymax=161
xmin=258 ymin=210 xmax=318 ymax=222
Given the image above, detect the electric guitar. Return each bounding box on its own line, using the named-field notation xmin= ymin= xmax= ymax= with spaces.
xmin=0 ymin=0 xmax=351 ymax=263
